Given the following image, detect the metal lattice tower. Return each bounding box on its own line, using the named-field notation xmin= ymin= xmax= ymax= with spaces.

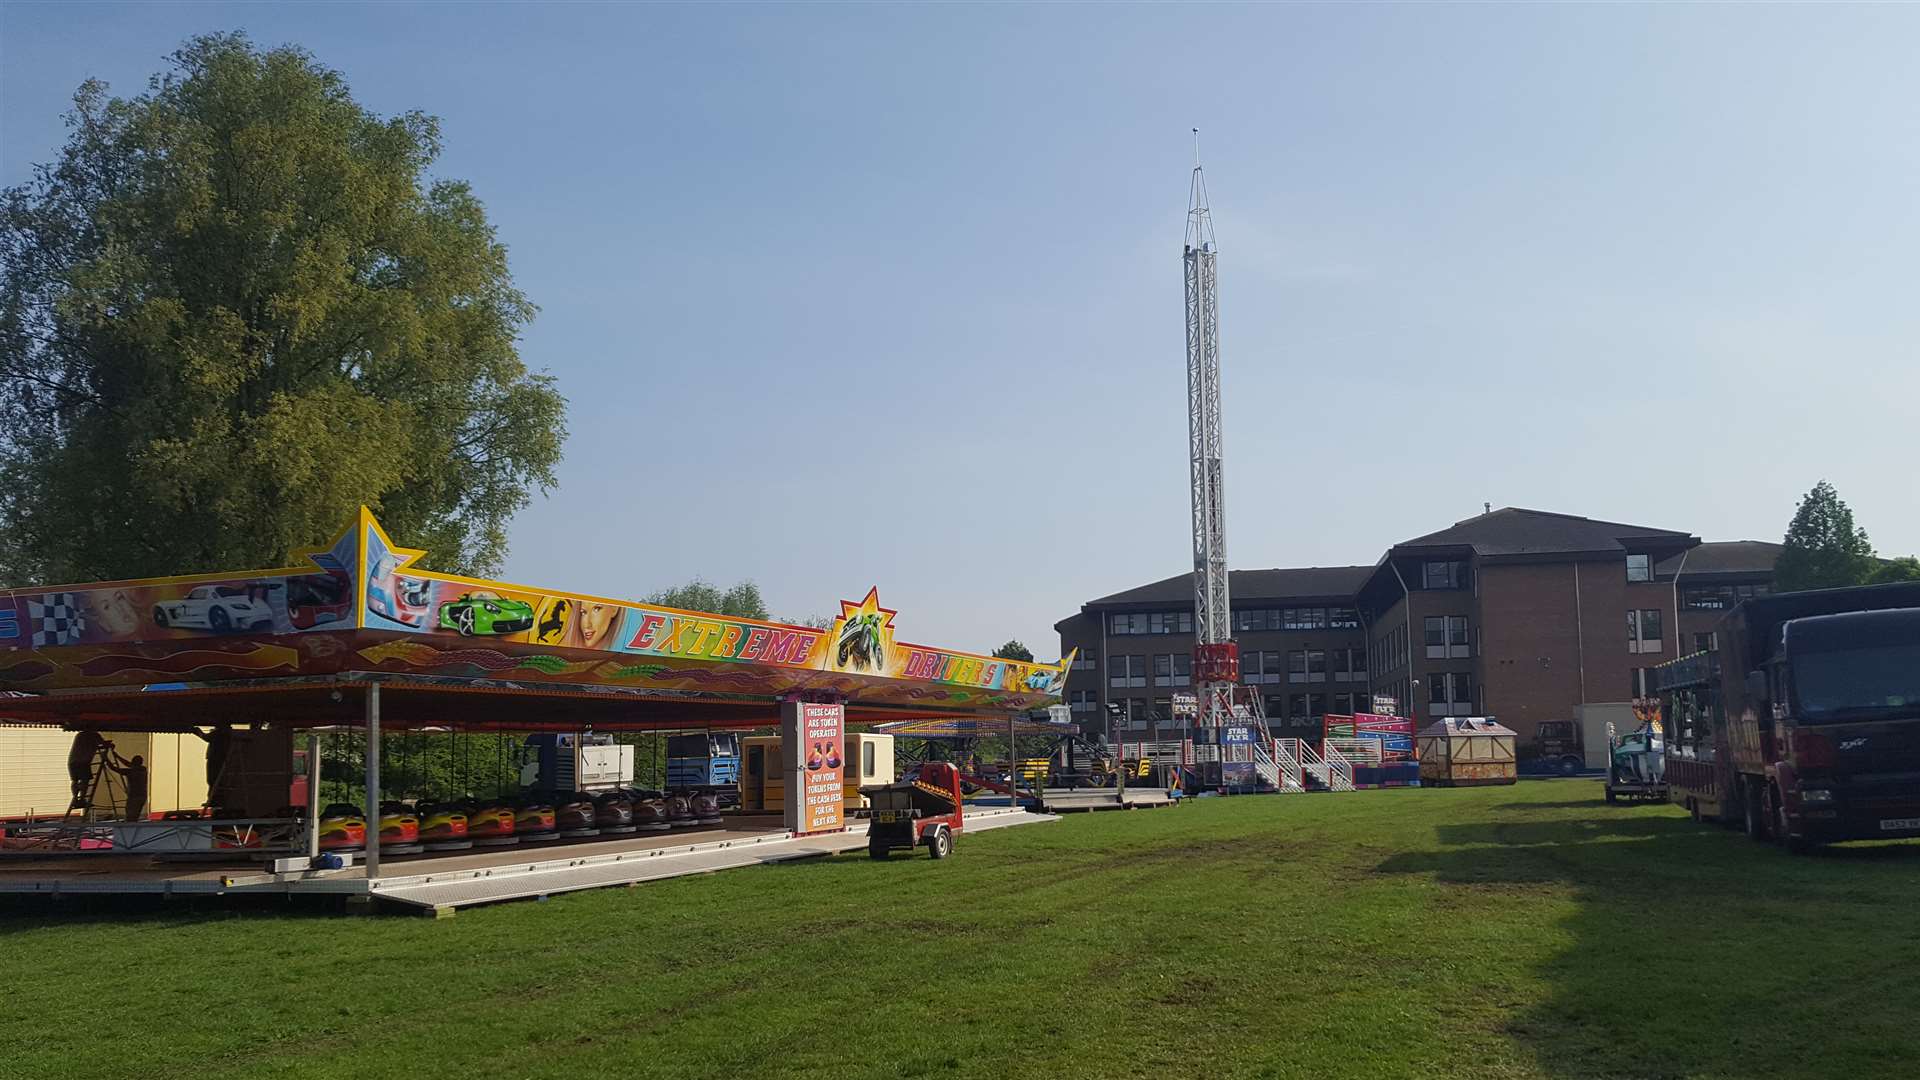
xmin=1184 ymin=134 xmax=1233 ymax=727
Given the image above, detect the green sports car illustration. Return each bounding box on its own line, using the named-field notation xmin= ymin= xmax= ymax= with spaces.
xmin=438 ymin=593 xmax=536 ymax=636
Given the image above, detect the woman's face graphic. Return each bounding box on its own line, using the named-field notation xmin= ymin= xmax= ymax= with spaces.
xmin=93 ymin=590 xmax=140 ymax=637
xmin=577 ymin=603 xmax=618 ymax=649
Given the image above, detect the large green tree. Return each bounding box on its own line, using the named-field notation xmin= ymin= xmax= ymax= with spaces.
xmin=993 ymin=639 xmax=1035 ymax=662
xmin=0 ymin=33 xmax=565 ymax=583
xmin=1774 ymin=480 xmax=1876 ymax=591
xmin=646 ymin=580 xmax=769 ymax=620
xmin=1866 ymin=556 xmax=1920 ymax=585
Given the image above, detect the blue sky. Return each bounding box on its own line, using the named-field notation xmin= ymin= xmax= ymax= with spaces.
xmin=6 ymin=3 xmax=1917 ymax=657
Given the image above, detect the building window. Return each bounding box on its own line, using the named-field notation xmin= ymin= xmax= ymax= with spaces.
xmin=1072 ymin=655 xmax=1097 ymax=671
xmin=1286 ymin=650 xmax=1327 ymax=684
xmin=1329 ymin=606 xmax=1360 ymax=629
xmin=1241 ymin=650 xmax=1283 ymax=685
xmin=1425 ymin=616 xmax=1469 ymax=659
xmin=1626 ymin=553 xmax=1651 ymax=583
xmin=1282 ymin=607 xmax=1328 ymax=630
xmin=1329 ymin=646 xmax=1368 ymax=682
xmin=1147 ymin=611 xmax=1193 ymax=635
xmin=1069 ymin=690 xmax=1097 ymax=713
xmin=1152 ymin=652 xmax=1192 ymax=687
xmin=1109 ymin=655 xmax=1147 ymax=689
xmin=1628 ymin=609 xmax=1663 ymax=655
xmin=1428 ymin=672 xmax=1474 ymax=716
xmin=1630 ymin=668 xmax=1654 ymax=699
xmin=1423 ymin=560 xmax=1467 ymax=589
xmin=1694 ymin=632 xmax=1718 ymax=653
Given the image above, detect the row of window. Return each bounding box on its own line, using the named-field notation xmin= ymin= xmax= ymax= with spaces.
xmin=1088 ymin=692 xmax=1386 ymax=724
xmin=1107 ymin=607 xmax=1370 ymax=635
xmin=1108 ymin=650 xmax=1369 ymax=689
xmin=1682 ymin=583 xmax=1771 ymax=610
xmin=1242 ymin=648 xmax=1369 ymax=684
xmin=1106 ymin=653 xmax=1193 ymax=688
xmin=1234 ymin=606 xmax=1361 ymax=632
xmin=1375 ymin=622 xmax=1410 ymax=674
xmin=1106 ymin=611 xmax=1194 ymax=636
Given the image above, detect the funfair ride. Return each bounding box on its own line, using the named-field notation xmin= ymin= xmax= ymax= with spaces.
xmin=1184 ymin=137 xmax=1255 ymax=738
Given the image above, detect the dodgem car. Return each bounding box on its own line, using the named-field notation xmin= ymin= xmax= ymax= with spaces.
xmin=437 ymin=593 xmax=535 ymax=637
xmin=152 ymin=585 xmax=276 ymax=632
xmin=318 ymin=804 xmax=367 ymax=851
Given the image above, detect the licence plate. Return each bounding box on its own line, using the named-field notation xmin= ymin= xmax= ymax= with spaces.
xmin=1880 ymin=817 xmax=1920 ymax=831
xmin=878 ymin=811 xmax=898 ymax=823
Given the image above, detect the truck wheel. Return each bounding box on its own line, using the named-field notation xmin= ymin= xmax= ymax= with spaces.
xmin=1560 ymin=756 xmax=1580 ymax=777
xmin=926 ymin=826 xmax=951 ymax=860
xmin=867 ymin=839 xmax=890 ymax=860
xmin=1605 ymin=788 xmax=1617 ymax=805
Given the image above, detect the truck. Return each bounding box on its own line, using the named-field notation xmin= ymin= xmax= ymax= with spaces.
xmin=1657 ymin=581 xmax=1920 ymax=852
xmin=1604 ymin=721 xmax=1666 ymax=804
xmin=1528 ymin=719 xmax=1589 ymax=776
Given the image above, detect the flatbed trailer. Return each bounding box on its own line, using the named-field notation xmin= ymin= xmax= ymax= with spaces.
xmin=857 ymin=761 xmax=964 ymax=859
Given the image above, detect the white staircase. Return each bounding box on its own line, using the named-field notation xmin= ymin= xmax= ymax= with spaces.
xmin=1295 ymin=739 xmax=1356 ymax=793
xmin=1263 ymin=737 xmax=1306 ymax=793
xmin=1250 ymin=737 xmax=1301 ymax=793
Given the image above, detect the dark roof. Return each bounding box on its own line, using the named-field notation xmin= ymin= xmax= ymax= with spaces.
xmin=1088 ymin=566 xmax=1373 ymax=608
xmin=1658 ymin=540 xmax=1781 ymax=577
xmin=1392 ymin=507 xmax=1696 ymax=558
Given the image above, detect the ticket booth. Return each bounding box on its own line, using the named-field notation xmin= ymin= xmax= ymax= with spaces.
xmin=738 ymin=732 xmax=893 ymax=812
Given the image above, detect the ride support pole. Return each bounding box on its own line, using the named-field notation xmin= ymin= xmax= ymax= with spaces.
xmin=1008 ymin=711 xmax=1017 ymax=807
xmin=306 ymin=732 xmax=322 ymax=859
xmin=365 ymin=683 xmax=381 ymax=879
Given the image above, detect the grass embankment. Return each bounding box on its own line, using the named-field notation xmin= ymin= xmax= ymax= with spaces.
xmin=4 ymin=781 xmax=1918 ymax=1080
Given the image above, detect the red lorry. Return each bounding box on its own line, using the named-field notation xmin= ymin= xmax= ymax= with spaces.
xmin=1658 ymin=582 xmax=1920 ymax=852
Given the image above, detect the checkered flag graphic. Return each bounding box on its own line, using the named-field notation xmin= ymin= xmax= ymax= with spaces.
xmin=28 ymin=593 xmax=86 ymax=646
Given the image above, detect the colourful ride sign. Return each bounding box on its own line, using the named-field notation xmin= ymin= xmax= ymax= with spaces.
xmin=0 ymin=508 xmax=1071 ymax=714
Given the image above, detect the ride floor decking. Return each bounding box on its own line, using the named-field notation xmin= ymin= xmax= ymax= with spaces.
xmin=1029 ymin=787 xmax=1175 ymax=813
xmin=0 ymin=807 xmax=1057 ymax=913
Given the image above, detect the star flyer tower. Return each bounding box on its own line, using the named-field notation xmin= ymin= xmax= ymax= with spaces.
xmin=1184 ymin=133 xmax=1244 ymax=735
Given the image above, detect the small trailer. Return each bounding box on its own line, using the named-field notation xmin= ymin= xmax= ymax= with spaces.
xmin=858 ymin=760 xmax=964 ymax=859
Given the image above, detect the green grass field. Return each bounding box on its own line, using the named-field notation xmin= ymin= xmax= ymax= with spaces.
xmin=5 ymin=780 xmax=1920 ymax=1080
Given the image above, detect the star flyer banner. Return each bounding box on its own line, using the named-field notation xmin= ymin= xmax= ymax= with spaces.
xmin=783 ymin=700 xmax=845 ymax=835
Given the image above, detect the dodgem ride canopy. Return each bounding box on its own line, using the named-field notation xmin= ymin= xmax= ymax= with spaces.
xmin=0 ymin=509 xmax=1072 ymax=733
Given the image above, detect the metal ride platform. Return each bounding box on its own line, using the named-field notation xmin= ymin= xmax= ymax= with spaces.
xmin=1027 ymin=786 xmax=1175 ymax=813
xmin=0 ymin=807 xmax=1055 ymax=914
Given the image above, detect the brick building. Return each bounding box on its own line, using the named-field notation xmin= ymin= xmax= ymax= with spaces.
xmin=1056 ymin=507 xmax=1780 ymax=751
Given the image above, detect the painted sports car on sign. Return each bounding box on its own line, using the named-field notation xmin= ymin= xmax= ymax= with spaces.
xmin=152 ymin=585 xmax=276 ymax=632
xmin=437 ymin=593 xmax=535 ymax=637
